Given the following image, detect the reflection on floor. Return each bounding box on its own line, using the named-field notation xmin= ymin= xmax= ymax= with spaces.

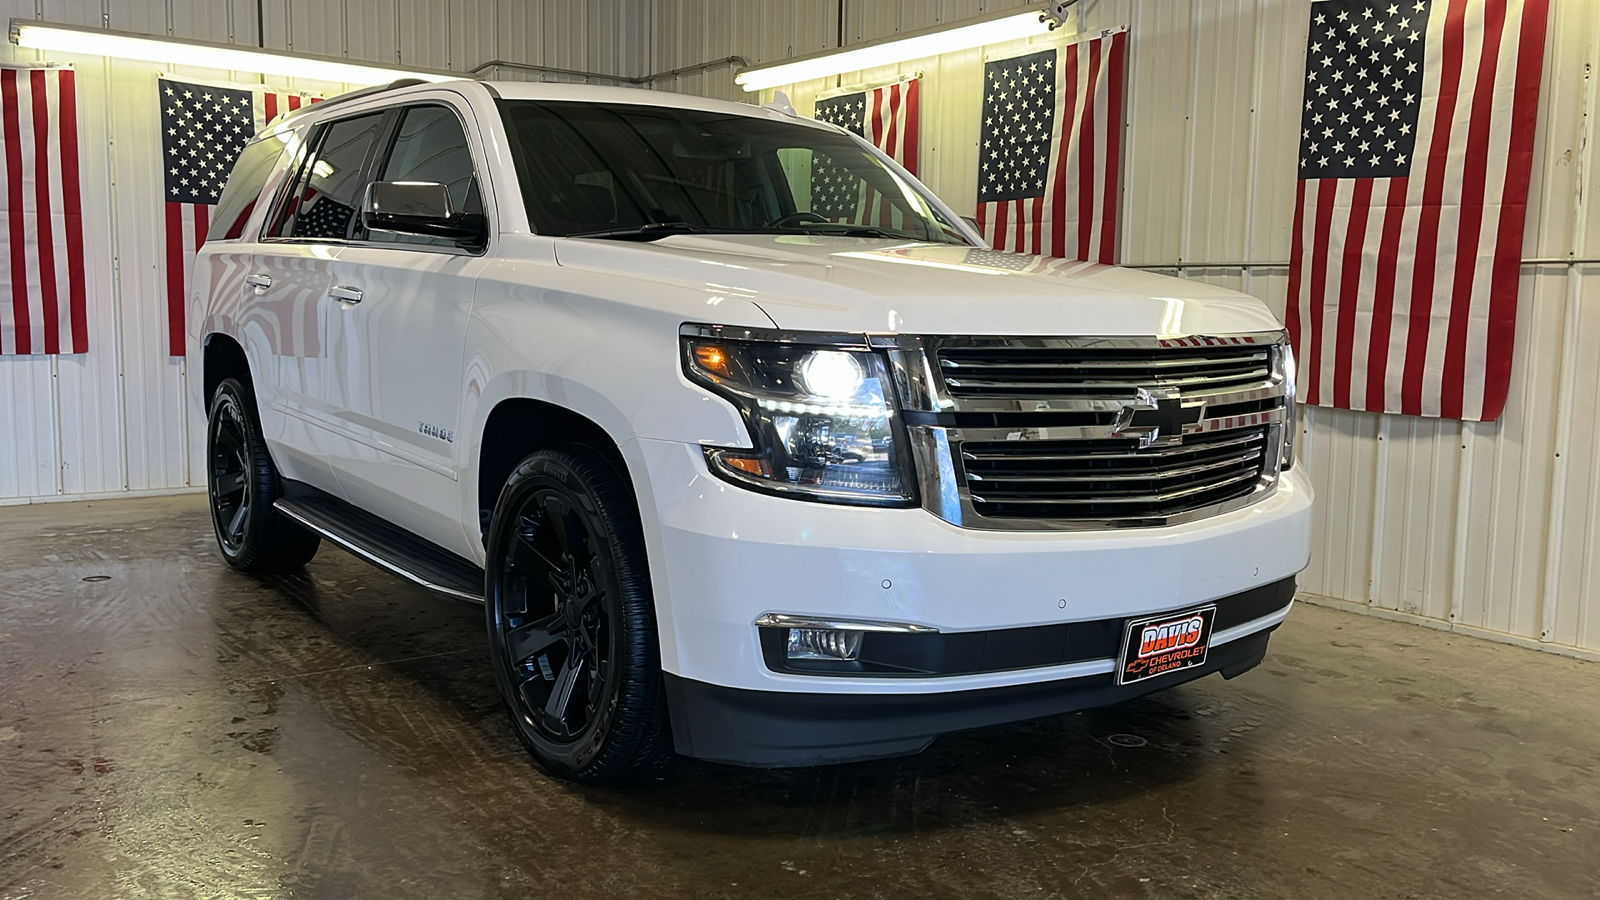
xmin=1 ymin=495 xmax=1595 ymax=899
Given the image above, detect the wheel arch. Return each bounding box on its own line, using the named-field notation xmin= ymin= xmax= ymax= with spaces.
xmin=202 ymin=332 xmax=251 ymax=413
xmin=474 ymin=396 xmax=636 ymax=545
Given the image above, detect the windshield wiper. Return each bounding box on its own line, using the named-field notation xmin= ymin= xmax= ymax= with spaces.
xmin=567 ymin=222 xmax=735 ymax=242
xmin=789 ymin=225 xmax=913 ymax=240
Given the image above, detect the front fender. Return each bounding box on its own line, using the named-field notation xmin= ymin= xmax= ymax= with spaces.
xmin=456 ymin=259 xmax=770 ymax=563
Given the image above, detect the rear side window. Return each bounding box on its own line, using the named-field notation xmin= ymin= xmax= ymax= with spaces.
xmin=266 ymin=112 xmax=386 ymax=240
xmin=208 ymin=138 xmax=285 ymax=241
xmin=370 ymin=105 xmax=483 ymax=247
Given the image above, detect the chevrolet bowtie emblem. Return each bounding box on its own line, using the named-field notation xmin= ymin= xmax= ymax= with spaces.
xmin=1112 ymin=393 xmax=1206 ymax=446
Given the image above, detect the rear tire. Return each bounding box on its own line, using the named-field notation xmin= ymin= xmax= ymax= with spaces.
xmin=485 ymin=447 xmax=672 ymax=782
xmin=206 ymin=378 xmax=321 ymax=573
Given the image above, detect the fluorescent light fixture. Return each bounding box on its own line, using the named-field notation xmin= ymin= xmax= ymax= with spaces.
xmin=10 ymin=19 xmax=463 ymax=86
xmin=735 ymin=9 xmax=1054 ymax=92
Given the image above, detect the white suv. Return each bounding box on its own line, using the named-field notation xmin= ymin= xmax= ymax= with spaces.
xmin=190 ymin=78 xmax=1313 ymax=782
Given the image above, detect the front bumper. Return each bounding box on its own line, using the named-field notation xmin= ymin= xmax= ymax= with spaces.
xmin=664 ymin=604 xmax=1281 ymax=767
xmin=630 ymin=438 xmax=1313 ymax=696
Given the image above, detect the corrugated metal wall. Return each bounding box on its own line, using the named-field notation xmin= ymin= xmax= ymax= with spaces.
xmin=649 ymin=0 xmax=1600 ymax=657
xmin=0 ymin=0 xmax=646 ymax=504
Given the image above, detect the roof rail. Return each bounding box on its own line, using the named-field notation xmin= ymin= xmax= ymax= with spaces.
xmin=272 ymin=78 xmax=432 ymax=125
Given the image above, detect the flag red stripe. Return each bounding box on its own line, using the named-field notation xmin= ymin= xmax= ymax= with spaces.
xmin=876 ymin=84 xmax=889 ymax=224
xmin=58 ymin=69 xmax=85 ymax=353
xmin=1097 ymin=32 xmax=1126 ymax=264
xmin=28 ymin=70 xmax=60 ymax=355
xmin=1284 ymin=179 xmax=1308 ymax=358
xmin=878 ymin=85 xmax=897 ymax=228
xmin=994 ymin=201 xmax=1009 ymax=251
xmin=287 ymin=95 xmax=302 ymax=111
xmin=1031 ymin=194 xmax=1045 ymax=254
xmin=869 ymin=85 xmax=886 ymax=159
xmin=165 ymin=203 xmax=187 ymax=359
xmin=1077 ymin=37 xmax=1102 ymax=261
xmin=1050 ymin=45 xmax=1082 ymax=259
xmin=1332 ymin=178 xmax=1374 ymax=408
xmin=1401 ymin=0 xmax=1469 ymax=416
xmin=177 ymin=203 xmax=210 ymax=357
xmin=901 ymin=79 xmax=919 ymax=177
xmin=3 ymin=70 xmax=29 ymax=354
xmin=264 ymin=92 xmax=278 ymax=122
xmin=1306 ymin=180 xmax=1338 ymax=406
xmin=1366 ymin=177 xmax=1410 ymax=412
xmin=1440 ymin=0 xmax=1509 ymax=419
xmin=1482 ymin=0 xmax=1550 ymax=420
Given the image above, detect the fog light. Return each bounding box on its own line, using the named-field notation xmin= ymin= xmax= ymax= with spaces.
xmin=786 ymin=627 xmax=863 ymax=661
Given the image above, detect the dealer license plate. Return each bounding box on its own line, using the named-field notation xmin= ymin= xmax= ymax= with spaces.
xmin=1117 ymin=605 xmax=1218 ymax=686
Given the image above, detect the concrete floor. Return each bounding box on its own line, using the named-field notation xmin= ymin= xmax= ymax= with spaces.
xmin=0 ymin=496 xmax=1596 ymax=900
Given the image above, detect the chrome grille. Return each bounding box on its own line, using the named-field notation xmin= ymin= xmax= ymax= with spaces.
xmin=960 ymin=426 xmax=1270 ymax=521
xmin=891 ymin=332 xmax=1293 ymax=531
xmin=938 ymin=344 xmax=1272 ymax=398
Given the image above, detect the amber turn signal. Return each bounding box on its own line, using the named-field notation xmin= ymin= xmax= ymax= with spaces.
xmin=718 ymin=454 xmax=771 ymax=477
xmin=694 ymin=343 xmax=730 ymax=377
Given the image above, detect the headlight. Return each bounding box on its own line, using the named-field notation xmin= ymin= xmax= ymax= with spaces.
xmin=683 ymin=333 xmax=916 ymax=506
xmin=1280 ymin=343 xmax=1298 ymax=471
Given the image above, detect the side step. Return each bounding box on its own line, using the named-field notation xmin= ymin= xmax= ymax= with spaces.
xmin=274 ymin=489 xmax=485 ymax=603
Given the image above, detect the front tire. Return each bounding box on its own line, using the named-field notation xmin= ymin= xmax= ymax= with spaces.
xmin=485 ymin=448 xmax=671 ymax=782
xmin=206 ymin=378 xmax=320 ymax=573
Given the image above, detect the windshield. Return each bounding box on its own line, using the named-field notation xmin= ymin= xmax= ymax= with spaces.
xmin=497 ymin=100 xmax=969 ymax=244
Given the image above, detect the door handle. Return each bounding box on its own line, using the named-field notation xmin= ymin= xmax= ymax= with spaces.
xmin=244 ymin=274 xmax=273 ymax=289
xmin=328 ymin=285 xmax=364 ymax=304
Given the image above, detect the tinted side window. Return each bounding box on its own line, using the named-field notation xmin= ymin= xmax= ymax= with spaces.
xmin=209 ymin=138 xmax=285 ymax=241
xmin=371 ymin=106 xmax=482 ymax=246
xmin=267 ymin=113 xmax=385 ymax=240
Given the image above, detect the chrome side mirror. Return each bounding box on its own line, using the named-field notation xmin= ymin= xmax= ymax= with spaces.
xmin=361 ymin=181 xmax=486 ymax=245
xmin=366 ymin=180 xmax=452 ymax=220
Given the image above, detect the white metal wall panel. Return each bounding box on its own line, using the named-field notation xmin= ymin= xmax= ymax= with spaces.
xmin=649 ymin=0 xmax=1600 ymax=657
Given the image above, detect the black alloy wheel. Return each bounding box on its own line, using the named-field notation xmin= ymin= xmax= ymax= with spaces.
xmin=209 ymin=390 xmax=254 ymax=556
xmin=486 ymin=448 xmax=671 ymax=782
xmin=205 ymin=378 xmax=320 ymax=573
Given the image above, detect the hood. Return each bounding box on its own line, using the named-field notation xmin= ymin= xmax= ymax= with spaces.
xmin=552 ymin=234 xmax=1284 ymax=337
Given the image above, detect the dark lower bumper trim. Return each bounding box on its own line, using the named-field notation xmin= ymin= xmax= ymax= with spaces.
xmin=665 ymin=627 xmax=1274 ymax=767
xmin=759 ymin=576 xmax=1295 ymax=677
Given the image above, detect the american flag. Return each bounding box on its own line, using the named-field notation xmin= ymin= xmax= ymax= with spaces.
xmin=975 ymin=28 xmax=1127 ymax=263
xmin=0 ymin=66 xmax=87 ymax=355
xmin=161 ymin=77 xmax=314 ymax=356
xmin=1287 ymin=0 xmax=1549 ymax=421
xmin=810 ymin=78 xmax=919 ymax=225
